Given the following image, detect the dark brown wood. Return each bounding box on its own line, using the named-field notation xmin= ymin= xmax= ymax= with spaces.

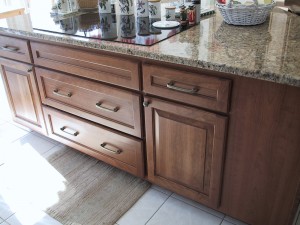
xmin=35 ymin=67 xmax=142 ymax=138
xmin=0 ymin=36 xmax=32 ymax=63
xmin=143 ymin=63 xmax=231 ymax=113
xmin=144 ymin=97 xmax=227 ymax=208
xmin=219 ymin=77 xmax=300 ymax=225
xmin=43 ymin=106 xmax=145 ymax=177
xmin=31 ymin=42 xmax=141 ymax=90
xmin=0 ymin=57 xmax=46 ymax=134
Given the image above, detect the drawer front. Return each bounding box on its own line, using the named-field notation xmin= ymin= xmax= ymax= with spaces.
xmin=36 ymin=68 xmax=142 ymax=138
xmin=143 ymin=64 xmax=231 ymax=113
xmin=31 ymin=42 xmax=140 ymax=90
xmin=43 ymin=106 xmax=145 ymax=177
xmin=0 ymin=36 xmax=32 ymax=63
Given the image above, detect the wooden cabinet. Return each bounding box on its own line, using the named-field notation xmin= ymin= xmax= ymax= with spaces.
xmin=31 ymin=42 xmax=140 ymax=90
xmin=43 ymin=106 xmax=144 ymax=177
xmin=144 ymin=97 xmax=227 ymax=207
xmin=0 ymin=35 xmax=32 ymax=63
xmin=143 ymin=63 xmax=231 ymax=113
xmin=35 ymin=68 xmax=142 ymax=137
xmin=0 ymin=57 xmax=46 ymax=134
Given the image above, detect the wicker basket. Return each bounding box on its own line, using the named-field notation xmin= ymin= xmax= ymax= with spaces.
xmin=77 ymin=0 xmax=98 ymax=9
xmin=216 ymin=0 xmax=276 ymax=25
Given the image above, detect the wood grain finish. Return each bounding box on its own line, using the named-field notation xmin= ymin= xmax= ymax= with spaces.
xmin=43 ymin=106 xmax=144 ymax=177
xmin=143 ymin=63 xmax=231 ymax=113
xmin=0 ymin=36 xmax=32 ymax=63
xmin=144 ymin=97 xmax=227 ymax=208
xmin=31 ymin=42 xmax=140 ymax=90
xmin=219 ymin=77 xmax=300 ymax=225
xmin=0 ymin=57 xmax=46 ymax=134
xmin=36 ymin=68 xmax=142 ymax=137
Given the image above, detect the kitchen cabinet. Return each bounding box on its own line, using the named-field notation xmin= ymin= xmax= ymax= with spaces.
xmin=0 ymin=57 xmax=46 ymax=134
xmin=144 ymin=97 xmax=227 ymax=207
xmin=0 ymin=32 xmax=299 ymax=225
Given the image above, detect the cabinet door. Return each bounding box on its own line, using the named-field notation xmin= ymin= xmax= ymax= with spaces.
xmin=144 ymin=98 xmax=227 ymax=207
xmin=0 ymin=58 xmax=46 ymax=134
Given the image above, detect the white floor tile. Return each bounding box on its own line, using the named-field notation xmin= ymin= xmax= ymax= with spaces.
xmin=146 ymin=197 xmax=223 ymax=225
xmin=117 ymin=188 xmax=169 ymax=225
xmin=0 ymin=217 xmax=3 ymax=223
xmin=151 ymin=184 xmax=172 ymax=196
xmin=0 ymin=197 xmax=15 ymax=220
xmin=12 ymin=133 xmax=57 ymax=156
xmin=224 ymin=216 xmax=249 ymax=225
xmin=0 ymin=119 xmax=5 ymax=126
xmin=6 ymin=208 xmax=62 ymax=225
xmin=0 ymin=221 xmax=10 ymax=225
xmin=30 ymin=132 xmax=60 ymax=146
xmin=221 ymin=221 xmax=235 ymax=225
xmin=171 ymin=193 xmax=225 ymax=218
xmin=0 ymin=123 xmax=29 ymax=144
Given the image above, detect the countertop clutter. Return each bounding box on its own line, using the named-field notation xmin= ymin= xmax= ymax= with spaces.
xmin=0 ymin=3 xmax=299 ymax=87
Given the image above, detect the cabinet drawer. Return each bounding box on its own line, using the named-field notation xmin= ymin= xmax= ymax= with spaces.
xmin=0 ymin=36 xmax=32 ymax=63
xmin=43 ymin=106 xmax=145 ymax=177
xmin=31 ymin=42 xmax=140 ymax=90
xmin=36 ymin=68 xmax=142 ymax=137
xmin=143 ymin=64 xmax=231 ymax=113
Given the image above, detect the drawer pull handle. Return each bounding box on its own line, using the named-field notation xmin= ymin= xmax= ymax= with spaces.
xmin=60 ymin=126 xmax=79 ymax=136
xmin=53 ymin=89 xmax=72 ymax=98
xmin=0 ymin=45 xmax=19 ymax=53
xmin=100 ymin=143 xmax=122 ymax=154
xmin=167 ymin=81 xmax=198 ymax=94
xmin=96 ymin=102 xmax=119 ymax=112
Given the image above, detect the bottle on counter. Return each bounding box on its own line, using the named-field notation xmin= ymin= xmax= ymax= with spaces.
xmin=192 ymin=0 xmax=200 ymax=24
xmin=187 ymin=4 xmax=196 ymax=25
xmin=179 ymin=5 xmax=188 ymax=26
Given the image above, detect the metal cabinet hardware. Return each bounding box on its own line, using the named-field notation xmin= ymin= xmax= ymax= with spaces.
xmin=95 ymin=102 xmax=119 ymax=112
xmin=60 ymin=126 xmax=79 ymax=136
xmin=100 ymin=143 xmax=122 ymax=154
xmin=0 ymin=45 xmax=19 ymax=52
xmin=53 ymin=89 xmax=72 ymax=98
xmin=167 ymin=81 xmax=198 ymax=94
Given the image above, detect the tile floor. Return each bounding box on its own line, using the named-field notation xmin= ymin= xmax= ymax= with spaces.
xmin=0 ymin=76 xmax=250 ymax=225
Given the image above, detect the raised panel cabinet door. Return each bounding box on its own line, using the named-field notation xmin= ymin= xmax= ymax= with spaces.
xmin=144 ymin=97 xmax=227 ymax=208
xmin=0 ymin=57 xmax=46 ymax=134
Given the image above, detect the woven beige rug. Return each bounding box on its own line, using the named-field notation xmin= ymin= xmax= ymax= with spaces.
xmin=45 ymin=145 xmax=150 ymax=225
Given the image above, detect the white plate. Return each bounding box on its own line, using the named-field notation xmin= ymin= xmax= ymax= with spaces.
xmin=152 ymin=21 xmax=180 ymax=29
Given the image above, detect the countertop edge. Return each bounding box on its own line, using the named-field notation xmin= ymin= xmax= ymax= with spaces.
xmin=1 ymin=26 xmax=299 ymax=88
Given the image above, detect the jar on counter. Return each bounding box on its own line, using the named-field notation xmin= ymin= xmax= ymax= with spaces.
xmin=165 ymin=6 xmax=176 ymax=21
xmin=98 ymin=0 xmax=111 ymax=13
xmin=136 ymin=0 xmax=149 ymax=17
xmin=118 ymin=0 xmax=134 ymax=15
xmin=148 ymin=0 xmax=161 ymax=19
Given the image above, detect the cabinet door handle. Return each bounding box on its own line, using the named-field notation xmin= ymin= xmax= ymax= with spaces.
xmin=100 ymin=143 xmax=122 ymax=154
xmin=0 ymin=46 xmax=19 ymax=52
xmin=167 ymin=81 xmax=198 ymax=94
xmin=53 ymin=89 xmax=72 ymax=98
xmin=96 ymin=102 xmax=119 ymax=112
xmin=60 ymin=126 xmax=79 ymax=136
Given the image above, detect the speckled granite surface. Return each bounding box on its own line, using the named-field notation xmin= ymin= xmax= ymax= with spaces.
xmin=0 ymin=3 xmax=299 ymax=87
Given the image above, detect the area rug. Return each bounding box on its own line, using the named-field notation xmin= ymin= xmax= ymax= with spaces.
xmin=45 ymin=145 xmax=150 ymax=225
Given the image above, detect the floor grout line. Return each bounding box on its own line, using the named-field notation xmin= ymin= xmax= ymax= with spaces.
xmin=150 ymin=186 xmax=172 ymax=197
xmin=170 ymin=194 xmax=225 ymax=219
xmin=144 ymin=194 xmax=171 ymax=225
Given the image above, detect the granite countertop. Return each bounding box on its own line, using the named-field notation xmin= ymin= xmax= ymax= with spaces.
xmin=0 ymin=1 xmax=300 ymax=87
